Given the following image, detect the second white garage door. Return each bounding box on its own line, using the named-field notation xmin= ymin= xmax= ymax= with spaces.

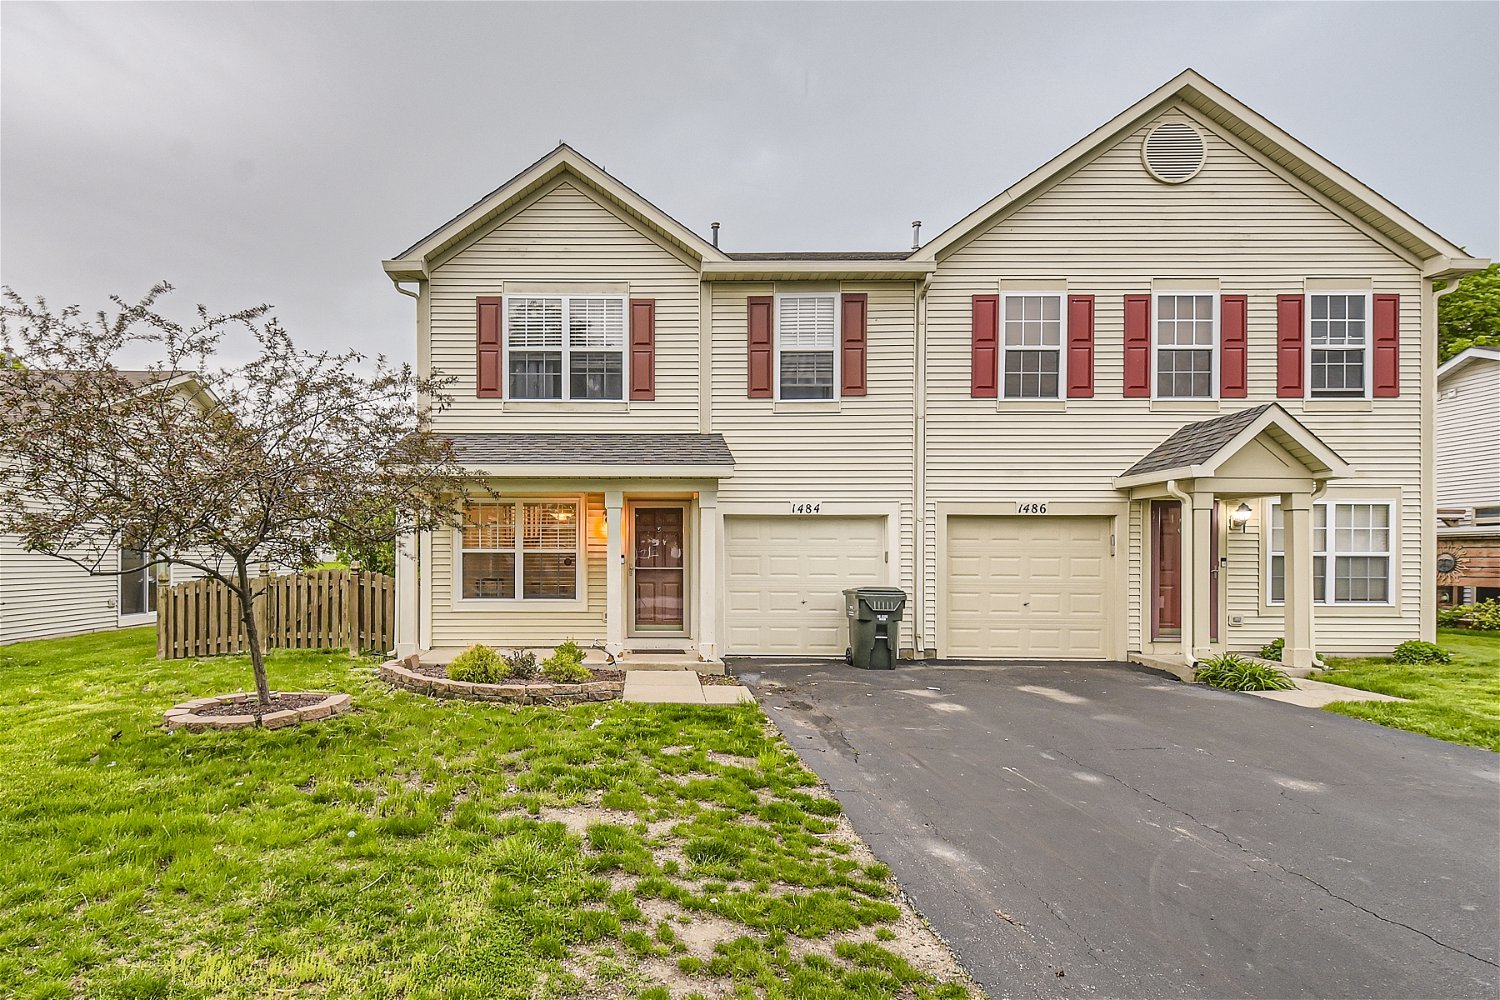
xmin=724 ymin=515 xmax=886 ymax=655
xmin=945 ymin=515 xmax=1113 ymax=659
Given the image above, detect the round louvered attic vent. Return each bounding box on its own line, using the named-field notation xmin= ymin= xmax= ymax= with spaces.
xmin=1142 ymin=121 xmax=1207 ymax=183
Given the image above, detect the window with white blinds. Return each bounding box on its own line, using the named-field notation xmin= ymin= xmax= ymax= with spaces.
xmin=1268 ymin=500 xmax=1393 ymax=605
xmin=777 ymin=294 xmax=837 ymax=400
xmin=460 ymin=500 xmax=580 ymax=601
xmin=506 ymin=295 xmax=625 ymax=400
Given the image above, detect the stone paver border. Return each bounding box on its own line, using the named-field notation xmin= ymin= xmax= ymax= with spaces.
xmin=380 ymin=657 xmax=624 ymax=706
xmin=163 ymin=692 xmax=352 ymax=731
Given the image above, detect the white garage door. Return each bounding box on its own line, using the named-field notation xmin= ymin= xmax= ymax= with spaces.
xmin=724 ymin=515 xmax=886 ymax=655
xmin=945 ymin=515 xmax=1112 ymax=659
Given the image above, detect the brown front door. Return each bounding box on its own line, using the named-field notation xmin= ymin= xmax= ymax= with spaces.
xmin=1152 ymin=500 xmax=1183 ymax=639
xmin=632 ymin=506 xmax=685 ymax=631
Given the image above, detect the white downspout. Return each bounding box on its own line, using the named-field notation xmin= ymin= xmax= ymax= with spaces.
xmin=914 ymin=271 xmax=932 ymax=657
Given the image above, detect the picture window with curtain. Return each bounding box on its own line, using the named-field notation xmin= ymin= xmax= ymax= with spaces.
xmin=776 ymin=294 xmax=837 ymax=399
xmin=118 ymin=545 xmax=156 ymax=616
xmin=506 ymin=295 xmax=624 ymax=400
xmin=1155 ymin=293 xmax=1215 ymax=398
xmin=460 ymin=500 xmax=579 ymax=600
xmin=1269 ymin=501 xmax=1392 ymax=604
xmin=1308 ymin=293 xmax=1367 ymax=398
xmin=1001 ymin=294 xmax=1063 ymax=398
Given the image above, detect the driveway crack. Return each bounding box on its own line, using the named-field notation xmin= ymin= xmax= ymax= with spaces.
xmin=1050 ymin=748 xmax=1498 ymax=971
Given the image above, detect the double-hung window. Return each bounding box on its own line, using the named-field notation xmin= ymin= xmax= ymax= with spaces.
xmin=119 ymin=545 xmax=156 ymax=617
xmin=506 ymin=295 xmax=625 ymax=400
xmin=777 ymin=294 xmax=837 ymax=400
xmin=1001 ymin=293 xmax=1063 ymax=399
xmin=460 ymin=500 xmax=580 ymax=601
xmin=1269 ymin=500 xmax=1392 ymax=604
xmin=1155 ymin=293 xmax=1216 ymax=398
xmin=1308 ymin=293 xmax=1368 ymax=398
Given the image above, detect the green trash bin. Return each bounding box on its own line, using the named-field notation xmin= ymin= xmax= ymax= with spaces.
xmin=843 ymin=587 xmax=907 ymax=670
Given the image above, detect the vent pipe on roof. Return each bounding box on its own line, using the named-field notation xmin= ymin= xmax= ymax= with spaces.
xmin=711 ymin=222 xmax=720 ymax=248
xmin=911 ymin=220 xmax=922 ymax=250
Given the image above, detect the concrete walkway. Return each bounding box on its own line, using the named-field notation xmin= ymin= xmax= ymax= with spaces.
xmin=622 ymin=671 xmax=754 ymax=705
xmin=1248 ymin=677 xmax=1407 ymax=708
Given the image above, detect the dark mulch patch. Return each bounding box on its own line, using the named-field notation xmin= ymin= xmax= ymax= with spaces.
xmin=194 ymin=693 xmax=329 ymax=719
xmin=409 ymin=661 xmax=624 ymax=684
xmin=699 ymin=673 xmax=740 ymax=686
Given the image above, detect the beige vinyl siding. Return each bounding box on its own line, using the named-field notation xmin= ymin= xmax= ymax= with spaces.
xmin=710 ymin=281 xmax=918 ymax=652
xmin=426 ymin=178 xmax=702 ymax=435
xmin=922 ymin=105 xmax=1427 ymax=657
xmin=1436 ymin=359 xmax=1500 ymax=508
xmin=428 ymin=493 xmax=607 ymax=647
xmin=0 ymin=534 xmax=122 ymax=644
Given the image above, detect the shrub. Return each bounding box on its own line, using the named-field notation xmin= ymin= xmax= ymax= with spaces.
xmin=1195 ymin=652 xmax=1296 ymax=692
xmin=447 ymin=644 xmax=507 ymax=683
xmin=541 ymin=640 xmax=591 ymax=683
xmin=1392 ymin=640 xmax=1452 ymax=664
xmin=504 ymin=648 xmax=538 ymax=680
xmin=1259 ymin=638 xmax=1284 ymax=661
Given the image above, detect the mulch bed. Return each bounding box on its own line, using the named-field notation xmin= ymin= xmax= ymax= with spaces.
xmin=410 ymin=661 xmax=625 ymax=684
xmin=194 ymin=693 xmax=330 ymax=719
xmin=698 ymin=673 xmax=740 ymax=686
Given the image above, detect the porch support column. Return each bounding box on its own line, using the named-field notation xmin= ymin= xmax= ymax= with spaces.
xmin=1281 ymin=491 xmax=1317 ymax=671
xmin=696 ymin=488 xmax=719 ymax=662
xmin=394 ymin=529 xmax=418 ymax=657
xmin=417 ymin=528 xmax=433 ymax=652
xmin=605 ymin=490 xmax=625 ymax=656
xmin=1189 ymin=491 xmax=1216 ymax=662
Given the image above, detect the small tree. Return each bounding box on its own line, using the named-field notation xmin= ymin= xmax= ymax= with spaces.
xmin=1438 ymin=262 xmax=1500 ymax=363
xmin=0 ymin=283 xmax=471 ymax=710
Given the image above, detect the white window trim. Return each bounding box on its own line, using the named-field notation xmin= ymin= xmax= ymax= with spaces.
xmin=1000 ymin=291 xmax=1067 ymax=401
xmin=454 ymin=496 xmax=587 ymax=609
xmin=1305 ymin=290 xmax=1373 ymax=401
xmin=773 ymin=292 xmax=841 ymax=402
xmin=503 ymin=294 xmax=627 ymax=402
xmin=1265 ymin=499 xmax=1395 ymax=607
xmin=1151 ymin=291 xmax=1219 ymax=401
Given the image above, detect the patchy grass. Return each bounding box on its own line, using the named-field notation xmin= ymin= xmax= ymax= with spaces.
xmin=1319 ymin=629 xmax=1500 ymax=752
xmin=0 ymin=628 xmax=974 ymax=1000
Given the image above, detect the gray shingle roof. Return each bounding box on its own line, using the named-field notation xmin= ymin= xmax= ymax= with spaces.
xmin=447 ymin=432 xmax=734 ymax=467
xmin=722 ymin=251 xmax=913 ymax=261
xmin=1121 ymin=404 xmax=1273 ymax=478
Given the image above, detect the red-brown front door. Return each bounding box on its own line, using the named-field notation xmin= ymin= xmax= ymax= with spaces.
xmin=632 ymin=506 xmax=685 ymax=630
xmin=1152 ymin=500 xmax=1183 ymax=639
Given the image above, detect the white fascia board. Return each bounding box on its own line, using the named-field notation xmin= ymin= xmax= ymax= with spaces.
xmin=701 ymin=261 xmax=935 ymax=281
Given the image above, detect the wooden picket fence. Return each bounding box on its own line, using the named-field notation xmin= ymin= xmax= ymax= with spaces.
xmin=157 ymin=568 xmax=395 ymax=659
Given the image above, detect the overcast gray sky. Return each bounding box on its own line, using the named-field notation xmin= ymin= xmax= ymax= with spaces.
xmin=3 ymin=1 xmax=1496 ymax=365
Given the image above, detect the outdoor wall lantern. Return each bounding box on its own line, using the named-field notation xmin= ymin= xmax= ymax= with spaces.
xmin=1230 ymin=502 xmax=1253 ymax=531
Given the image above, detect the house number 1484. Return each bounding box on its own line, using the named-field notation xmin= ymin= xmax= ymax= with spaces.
xmin=1017 ymin=502 xmax=1049 ymax=514
xmin=789 ymin=502 xmax=823 ymax=514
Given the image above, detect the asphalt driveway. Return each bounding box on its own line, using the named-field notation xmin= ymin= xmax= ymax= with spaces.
xmin=738 ymin=658 xmax=1500 ymax=999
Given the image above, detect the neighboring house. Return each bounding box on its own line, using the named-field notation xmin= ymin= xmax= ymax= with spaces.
xmin=382 ymin=69 xmax=1487 ymax=673
xmin=1435 ymin=347 xmax=1500 ymax=606
xmin=0 ymin=371 xmax=210 ymax=645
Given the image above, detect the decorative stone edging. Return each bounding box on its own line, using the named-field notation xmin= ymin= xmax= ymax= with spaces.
xmin=163 ymin=692 xmax=353 ymax=731
xmin=380 ymin=658 xmax=624 ymax=706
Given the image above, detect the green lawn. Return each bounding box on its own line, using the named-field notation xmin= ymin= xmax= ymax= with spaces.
xmin=0 ymin=629 xmax=972 ymax=1000
xmin=1318 ymin=629 xmax=1500 ymax=752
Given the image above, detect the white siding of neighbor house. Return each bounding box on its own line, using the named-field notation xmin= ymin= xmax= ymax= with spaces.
xmin=709 ymin=281 xmax=919 ymax=652
xmin=428 ymin=492 xmax=607 ymax=648
xmin=425 ymin=178 xmax=704 ymax=435
xmin=1436 ymin=357 xmax=1500 ymax=508
xmin=921 ymin=105 xmax=1428 ymax=657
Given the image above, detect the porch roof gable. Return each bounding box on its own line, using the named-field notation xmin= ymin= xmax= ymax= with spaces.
xmin=1113 ymin=403 xmax=1353 ymax=489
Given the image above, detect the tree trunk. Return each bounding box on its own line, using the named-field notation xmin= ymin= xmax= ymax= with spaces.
xmin=236 ymin=562 xmax=273 ymax=709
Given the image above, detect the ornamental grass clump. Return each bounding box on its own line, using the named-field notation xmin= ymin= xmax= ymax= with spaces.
xmin=541 ymin=640 xmax=591 ymax=683
xmin=1392 ymin=640 xmax=1452 ymax=665
xmin=1195 ymin=652 xmax=1297 ymax=692
xmin=446 ymin=644 xmax=507 ymax=684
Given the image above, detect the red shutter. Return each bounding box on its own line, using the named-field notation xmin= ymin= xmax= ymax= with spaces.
xmin=1220 ymin=294 xmax=1248 ymax=399
xmin=1372 ymin=293 xmax=1400 ymax=397
xmin=970 ymin=295 xmax=999 ymax=398
xmin=476 ymin=296 xmax=503 ymax=398
xmin=1123 ymin=294 xmax=1151 ymax=397
xmin=1066 ymin=294 xmax=1094 ymax=398
xmin=1276 ymin=294 xmax=1305 ymax=397
xmin=840 ymin=293 xmax=868 ymax=396
xmin=629 ymin=298 xmax=655 ymax=400
xmin=746 ymin=296 xmax=774 ymax=398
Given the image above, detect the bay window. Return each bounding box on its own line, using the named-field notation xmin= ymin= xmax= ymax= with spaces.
xmin=460 ymin=500 xmax=580 ymax=601
xmin=1001 ymin=293 xmax=1063 ymax=399
xmin=506 ymin=295 xmax=624 ymax=400
xmin=1269 ymin=500 xmax=1392 ymax=604
xmin=1155 ymin=293 xmax=1216 ymax=399
xmin=777 ymin=294 xmax=837 ymax=400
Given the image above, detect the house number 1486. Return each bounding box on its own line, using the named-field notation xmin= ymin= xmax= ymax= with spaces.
xmin=1017 ymin=502 xmax=1048 ymax=514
